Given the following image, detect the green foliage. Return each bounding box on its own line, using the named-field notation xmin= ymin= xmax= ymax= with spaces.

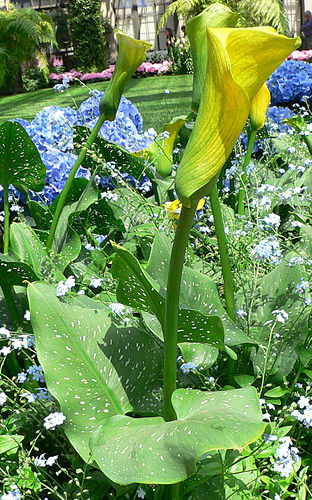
xmin=0 ymin=6 xmax=56 ymax=94
xmin=68 ymin=0 xmax=109 ymax=72
xmin=158 ymin=0 xmax=289 ymax=35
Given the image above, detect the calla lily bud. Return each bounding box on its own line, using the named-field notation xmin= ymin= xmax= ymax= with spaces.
xmin=142 ymin=117 xmax=186 ymax=177
xmin=99 ymin=30 xmax=151 ymax=121
xmin=175 ymin=26 xmax=301 ymax=207
xmin=249 ymin=83 xmax=271 ymax=130
xmin=187 ymin=4 xmax=238 ymax=113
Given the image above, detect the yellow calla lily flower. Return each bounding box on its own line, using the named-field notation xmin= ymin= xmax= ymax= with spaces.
xmin=187 ymin=3 xmax=238 ymax=113
xmin=249 ymin=83 xmax=271 ymax=131
xmin=134 ymin=117 xmax=186 ymax=177
xmin=175 ymin=26 xmax=301 ymax=207
xmin=99 ymin=30 xmax=151 ymax=121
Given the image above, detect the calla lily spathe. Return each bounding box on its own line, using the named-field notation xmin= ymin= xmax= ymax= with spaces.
xmin=175 ymin=26 xmax=301 ymax=207
xmin=250 ymin=83 xmax=271 ymax=131
xmin=99 ymin=30 xmax=151 ymax=121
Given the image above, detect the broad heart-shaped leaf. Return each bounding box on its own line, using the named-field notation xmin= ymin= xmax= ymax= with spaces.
xmin=73 ymin=126 xmax=154 ymax=180
xmin=28 ymin=282 xmax=130 ymax=461
xmin=236 ymin=252 xmax=310 ymax=379
xmin=112 ymin=245 xmax=225 ymax=349
xmin=28 ymin=283 xmax=163 ymax=460
xmin=146 ymin=232 xmax=251 ymax=347
xmin=9 ymin=223 xmax=64 ymax=281
xmin=0 ymin=121 xmax=45 ymax=191
xmin=111 ymin=243 xmax=165 ymax=325
xmin=90 ymin=387 xmax=266 ymax=485
xmin=179 ymin=342 xmax=218 ymax=370
xmin=0 ymin=253 xmax=38 ymax=287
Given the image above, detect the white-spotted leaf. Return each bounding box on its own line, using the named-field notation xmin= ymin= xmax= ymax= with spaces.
xmin=90 ymin=387 xmax=266 ymax=485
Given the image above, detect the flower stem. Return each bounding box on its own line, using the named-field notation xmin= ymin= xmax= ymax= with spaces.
xmin=164 ymin=202 xmax=197 ymax=422
xmin=3 ymin=185 xmax=10 ymax=253
xmin=46 ymin=114 xmax=106 ymax=251
xmin=237 ymin=128 xmax=257 ymax=216
xmin=209 ymin=185 xmax=235 ymax=321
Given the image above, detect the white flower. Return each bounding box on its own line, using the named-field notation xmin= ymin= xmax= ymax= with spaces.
xmin=43 ymin=412 xmax=66 ymax=430
xmin=90 ymin=278 xmax=103 ymax=288
xmin=34 ymin=453 xmax=47 ymax=467
xmin=137 ymin=487 xmax=146 ymax=498
xmin=0 ymin=326 xmax=10 ymax=338
xmin=24 ymin=310 xmax=31 ymax=321
xmin=262 ymin=412 xmax=271 ymax=421
xmin=164 ymin=88 xmax=170 ymax=94
xmin=0 ymin=346 xmax=11 ymax=356
xmin=46 ymin=455 xmax=58 ymax=466
xmin=65 ymin=276 xmax=75 ymax=289
xmin=0 ymin=392 xmax=8 ymax=406
xmin=298 ymin=396 xmax=310 ymax=409
xmin=272 ymin=309 xmax=288 ymax=324
xmin=109 ymin=302 xmax=125 ymax=315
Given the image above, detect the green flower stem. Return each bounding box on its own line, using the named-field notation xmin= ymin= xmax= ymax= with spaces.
xmin=237 ymin=128 xmax=257 ymax=216
xmin=46 ymin=114 xmax=106 ymax=251
xmin=3 ymin=185 xmax=10 ymax=254
xmin=1 ymin=284 xmax=20 ymax=326
xmin=303 ymin=135 xmax=312 ymax=156
xmin=209 ymin=185 xmax=235 ymax=322
xmin=164 ymin=484 xmax=180 ymax=500
xmin=164 ymin=202 xmax=197 ymax=422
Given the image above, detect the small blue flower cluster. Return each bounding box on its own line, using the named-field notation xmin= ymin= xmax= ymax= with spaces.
xmin=9 ymin=94 xmax=155 ymax=205
xmin=267 ymin=60 xmax=312 ymax=106
xmin=251 ymin=237 xmax=282 ymax=265
xmin=273 ymin=436 xmax=299 ymax=478
xmin=291 ymin=395 xmax=312 ymax=427
xmin=180 ymin=361 xmax=197 ymax=374
xmin=266 ymin=106 xmax=295 ymax=134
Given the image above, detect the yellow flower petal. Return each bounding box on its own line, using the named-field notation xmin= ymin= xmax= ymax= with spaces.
xmin=250 ymin=83 xmax=271 ymax=130
xmin=175 ymin=25 xmax=301 ymax=207
xmin=175 ymin=28 xmax=250 ymax=207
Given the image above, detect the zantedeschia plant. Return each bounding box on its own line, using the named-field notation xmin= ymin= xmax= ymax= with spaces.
xmin=25 ymin=9 xmax=302 ymax=500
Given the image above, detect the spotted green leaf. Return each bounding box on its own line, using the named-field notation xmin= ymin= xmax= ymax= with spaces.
xmin=28 ymin=283 xmax=163 ymax=461
xmin=111 ymin=243 xmax=165 ymax=324
xmin=146 ymin=232 xmax=252 ymax=347
xmin=0 ymin=121 xmax=46 ymax=192
xmin=179 ymin=342 xmax=218 ymax=370
xmin=28 ymin=282 xmax=131 ymax=461
xmin=112 ymin=245 xmax=225 ymax=348
xmin=90 ymin=387 xmax=266 ymax=485
xmin=0 ymin=253 xmax=38 ymax=287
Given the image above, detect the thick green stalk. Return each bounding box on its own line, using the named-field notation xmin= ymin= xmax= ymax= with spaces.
xmin=164 ymin=202 xmax=197 ymax=422
xmin=3 ymin=185 xmax=10 ymax=253
xmin=237 ymin=128 xmax=257 ymax=216
xmin=209 ymin=185 xmax=235 ymax=321
xmin=46 ymin=114 xmax=106 ymax=251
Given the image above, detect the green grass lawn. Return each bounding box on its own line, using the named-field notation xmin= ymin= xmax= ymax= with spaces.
xmin=0 ymin=75 xmax=193 ymax=132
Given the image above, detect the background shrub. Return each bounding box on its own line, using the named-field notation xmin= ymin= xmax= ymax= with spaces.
xmin=68 ymin=0 xmax=110 ymax=72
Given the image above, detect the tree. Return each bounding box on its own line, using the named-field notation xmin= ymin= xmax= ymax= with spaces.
xmin=0 ymin=4 xmax=56 ymax=94
xmin=158 ymin=0 xmax=289 ymax=35
xmin=68 ymin=0 xmax=108 ymax=71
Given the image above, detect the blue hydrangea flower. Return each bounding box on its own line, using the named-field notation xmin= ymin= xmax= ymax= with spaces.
xmin=267 ymin=60 xmax=312 ymax=105
xmin=7 ymin=95 xmax=155 ymax=205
